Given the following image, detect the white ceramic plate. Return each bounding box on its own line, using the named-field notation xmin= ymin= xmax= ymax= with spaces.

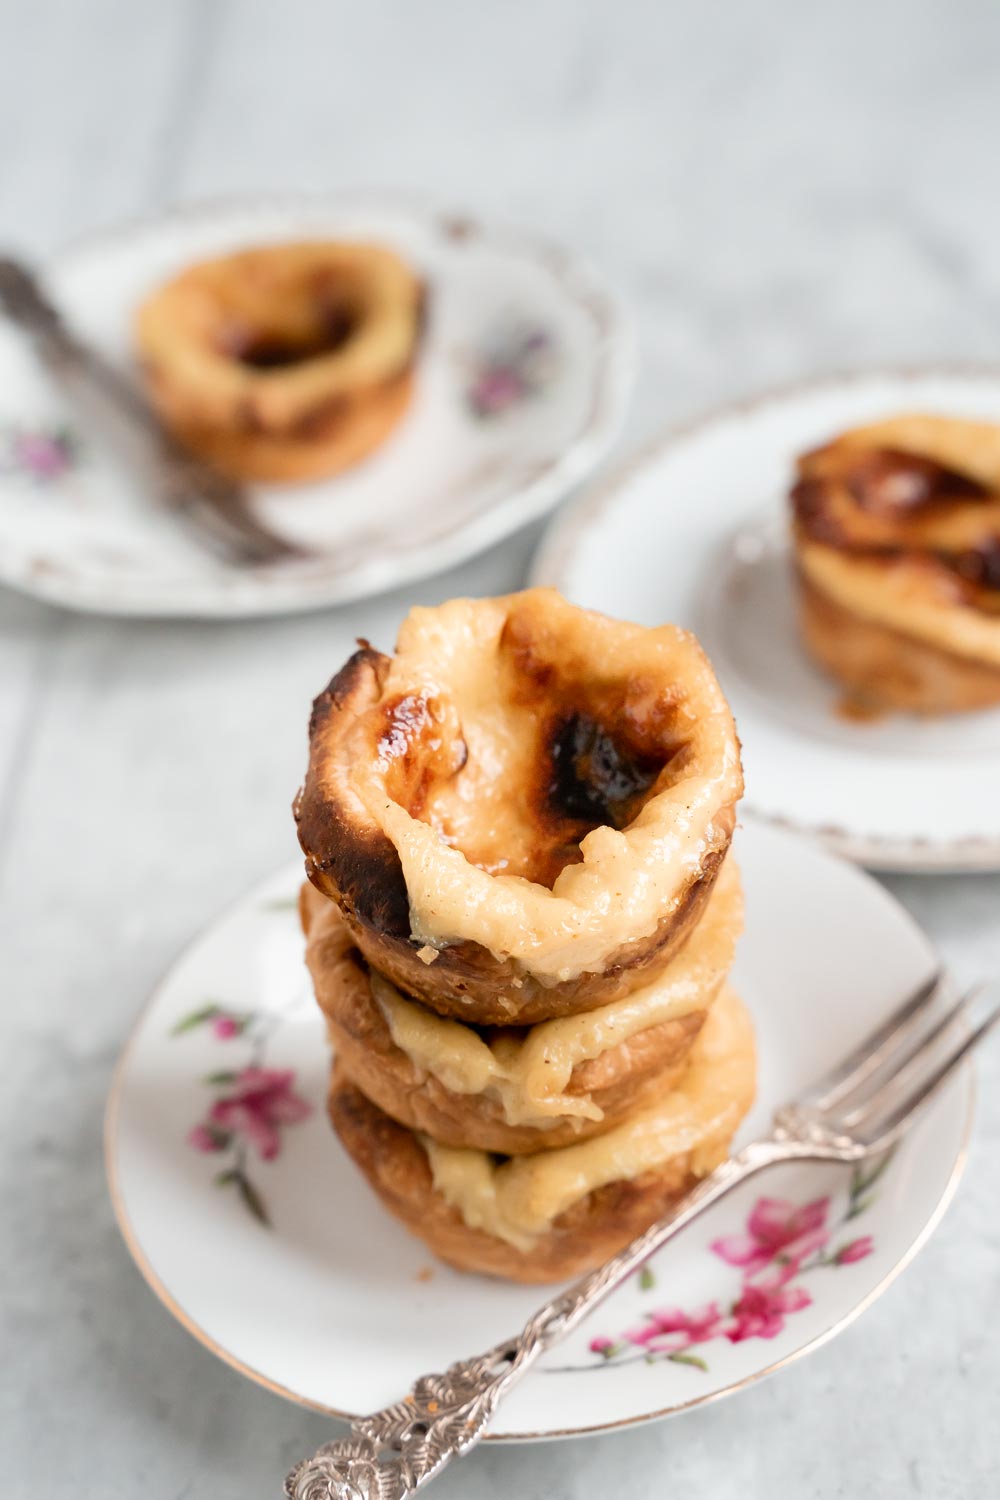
xmin=0 ymin=194 xmax=632 ymax=618
xmin=533 ymin=369 xmax=1000 ymax=871
xmin=105 ymin=820 xmax=970 ymax=1440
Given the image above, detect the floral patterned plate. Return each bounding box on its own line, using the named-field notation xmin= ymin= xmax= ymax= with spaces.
xmin=0 ymin=193 xmax=632 ymax=618
xmin=105 ymin=820 xmax=972 ymax=1440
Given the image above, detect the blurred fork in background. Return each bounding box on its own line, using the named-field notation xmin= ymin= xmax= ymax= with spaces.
xmin=0 ymin=256 xmax=305 ymax=568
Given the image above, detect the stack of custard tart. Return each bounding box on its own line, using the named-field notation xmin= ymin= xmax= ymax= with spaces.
xmin=295 ymin=588 xmax=754 ymax=1283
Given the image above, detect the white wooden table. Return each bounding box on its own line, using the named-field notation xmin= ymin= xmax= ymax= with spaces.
xmin=2 ymin=2 xmax=998 ymax=1495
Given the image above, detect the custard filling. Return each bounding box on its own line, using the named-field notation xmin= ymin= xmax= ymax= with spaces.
xmin=337 ymin=591 xmax=742 ymax=982
xmin=373 ymin=857 xmax=742 ymax=1128
xmin=421 ymin=987 xmax=755 ymax=1250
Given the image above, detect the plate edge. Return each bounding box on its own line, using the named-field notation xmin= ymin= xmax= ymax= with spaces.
xmin=0 ymin=189 xmax=635 ymax=619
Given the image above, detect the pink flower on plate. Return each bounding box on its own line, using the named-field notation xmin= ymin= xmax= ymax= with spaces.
xmin=726 ymin=1282 xmax=812 ymax=1343
xmin=188 ymin=1122 xmax=227 ymax=1153
xmin=588 ymin=1336 xmax=615 ymax=1355
xmin=712 ymin=1196 xmax=831 ymax=1281
xmin=835 ymin=1235 xmax=874 ymax=1265
xmin=470 ymin=367 xmax=524 ymax=415
xmin=212 ymin=1015 xmax=241 ymax=1040
xmin=206 ymin=1067 xmax=311 ymax=1160
xmin=11 ymin=428 xmax=76 ymax=480
xmin=625 ymin=1302 xmax=726 ymax=1353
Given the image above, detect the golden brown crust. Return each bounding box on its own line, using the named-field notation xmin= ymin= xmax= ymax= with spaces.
xmin=156 ymin=369 xmax=414 ymax=483
xmin=301 ymin=881 xmax=704 ymax=1154
xmin=328 ymin=1066 xmax=714 ymax=1283
xmin=294 ymin=593 xmax=741 ymax=1024
xmin=798 ymin=568 xmax=1000 ymax=714
xmin=135 ymin=241 xmax=423 ymax=484
xmin=307 ymin=824 xmax=730 ymax=1026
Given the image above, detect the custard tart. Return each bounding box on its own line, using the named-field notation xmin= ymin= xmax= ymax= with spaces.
xmin=295 ymin=589 xmax=743 ymax=1025
xmin=791 ymin=414 xmax=1000 ymax=714
xmin=135 ymin=241 xmax=423 ymax=483
xmin=301 ymin=854 xmax=742 ymax=1155
xmin=327 ymin=987 xmax=756 ymax=1283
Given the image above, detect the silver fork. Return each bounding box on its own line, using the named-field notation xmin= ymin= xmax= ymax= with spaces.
xmin=0 ymin=256 xmax=305 ymax=567
xmin=286 ymin=972 xmax=998 ymax=1500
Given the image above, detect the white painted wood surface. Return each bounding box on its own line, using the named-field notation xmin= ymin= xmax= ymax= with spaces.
xmin=1 ymin=2 xmax=998 ymax=1495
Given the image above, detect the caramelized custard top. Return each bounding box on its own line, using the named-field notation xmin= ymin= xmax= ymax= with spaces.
xmin=324 ymin=590 xmax=742 ymax=983
xmin=793 ymin=434 xmax=1000 ymax=614
xmin=376 ymin=610 xmax=679 ymax=888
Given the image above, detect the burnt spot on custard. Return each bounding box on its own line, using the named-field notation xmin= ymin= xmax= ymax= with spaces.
xmin=793 ymin=447 xmax=1000 ymax=601
xmin=793 ymin=447 xmax=990 ymax=541
xmin=547 ymin=712 xmax=659 ymax=828
xmin=377 ymin=693 xmax=468 ymax=818
xmin=372 ymin=644 xmax=678 ymax=890
xmin=516 ymin=712 xmax=667 ymax=887
xmin=220 ymin=273 xmax=362 ymax=370
xmin=841 ymin=448 xmax=988 ymax=515
xmin=949 ymin=538 xmax=1000 ymax=598
xmin=226 ymin=311 xmax=357 ymax=370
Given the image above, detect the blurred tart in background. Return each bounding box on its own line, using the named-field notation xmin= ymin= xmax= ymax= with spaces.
xmin=135 ymin=240 xmax=424 ymax=483
xmin=791 ymin=413 xmax=1000 ymax=715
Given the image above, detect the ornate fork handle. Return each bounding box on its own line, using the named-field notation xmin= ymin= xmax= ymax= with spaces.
xmin=285 ymin=1137 xmax=790 ymax=1499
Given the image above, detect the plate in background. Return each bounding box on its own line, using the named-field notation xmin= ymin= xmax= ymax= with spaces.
xmin=0 ymin=193 xmax=632 ymax=618
xmin=105 ymin=820 xmax=970 ymax=1438
xmin=533 ymin=368 xmax=1000 ymax=871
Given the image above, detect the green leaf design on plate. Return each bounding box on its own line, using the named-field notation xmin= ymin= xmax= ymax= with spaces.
xmin=171 ymin=1003 xmax=221 ymax=1036
xmin=235 ymin=1172 xmax=271 ymax=1227
xmin=638 ymin=1266 xmax=656 ymax=1291
xmin=667 ymin=1351 xmax=708 ymax=1372
xmin=850 ymin=1149 xmax=895 ymax=1200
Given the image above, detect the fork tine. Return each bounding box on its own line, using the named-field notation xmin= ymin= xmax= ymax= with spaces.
xmin=172 ymin=492 xmax=260 ymax=566
xmin=161 ymin=454 xmax=306 ymax=566
xmin=807 ymin=967 xmax=945 ymax=1110
xmin=195 ymin=487 xmax=306 ymax=564
xmin=834 ymin=989 xmax=973 ymax=1126
xmin=852 ymin=998 xmax=1000 ymax=1149
xmin=178 ymin=486 xmax=300 ymax=567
